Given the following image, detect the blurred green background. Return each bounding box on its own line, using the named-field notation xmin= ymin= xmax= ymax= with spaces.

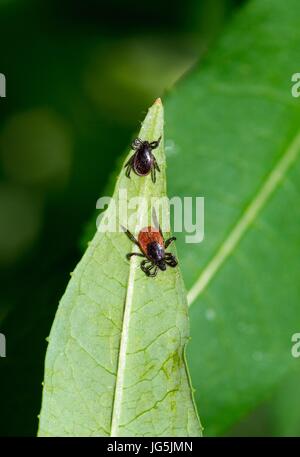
xmin=0 ymin=0 xmax=298 ymax=437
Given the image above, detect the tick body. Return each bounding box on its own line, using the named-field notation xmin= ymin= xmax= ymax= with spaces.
xmin=124 ymin=225 xmax=177 ymax=277
xmin=124 ymin=137 xmax=161 ymax=183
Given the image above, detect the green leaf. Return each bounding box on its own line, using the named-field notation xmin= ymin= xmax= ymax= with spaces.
xmin=269 ymin=366 xmax=300 ymax=436
xmin=164 ymin=0 xmax=300 ymax=435
xmin=38 ymin=99 xmax=202 ymax=437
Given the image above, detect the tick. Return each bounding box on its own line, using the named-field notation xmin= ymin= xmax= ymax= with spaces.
xmin=124 ymin=137 xmax=161 ymax=183
xmin=123 ymin=224 xmax=178 ymax=277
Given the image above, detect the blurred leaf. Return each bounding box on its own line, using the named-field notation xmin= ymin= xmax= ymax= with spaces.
xmin=84 ymin=38 xmax=197 ymax=125
xmin=38 ymin=100 xmax=201 ymax=437
xmin=164 ymin=0 xmax=300 ymax=435
xmin=271 ymin=367 xmax=300 ymax=436
xmin=227 ymin=366 xmax=300 ymax=436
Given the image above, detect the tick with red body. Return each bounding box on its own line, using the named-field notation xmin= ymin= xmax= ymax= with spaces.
xmin=124 ymin=225 xmax=177 ymax=277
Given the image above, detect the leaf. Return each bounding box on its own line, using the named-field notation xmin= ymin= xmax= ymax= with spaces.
xmin=38 ymin=99 xmax=202 ymax=437
xmin=270 ymin=366 xmax=300 ymax=436
xmin=164 ymin=0 xmax=300 ymax=435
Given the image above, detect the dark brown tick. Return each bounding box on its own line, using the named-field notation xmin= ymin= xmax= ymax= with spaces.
xmin=123 ymin=223 xmax=177 ymax=277
xmin=124 ymin=137 xmax=161 ymax=183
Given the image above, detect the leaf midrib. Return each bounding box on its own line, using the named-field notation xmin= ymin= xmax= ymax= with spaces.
xmin=110 ymin=105 xmax=161 ymax=437
xmin=187 ymin=128 xmax=300 ymax=306
xmin=110 ymin=239 xmax=139 ymax=436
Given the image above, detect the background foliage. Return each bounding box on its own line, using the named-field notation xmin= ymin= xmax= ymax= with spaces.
xmin=0 ymin=0 xmax=299 ymax=437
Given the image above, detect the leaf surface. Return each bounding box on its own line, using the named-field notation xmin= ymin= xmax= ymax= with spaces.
xmin=38 ymin=99 xmax=202 ymax=437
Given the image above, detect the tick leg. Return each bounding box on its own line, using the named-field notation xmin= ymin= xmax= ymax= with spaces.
xmin=165 ymin=260 xmax=177 ymax=268
xmin=124 ymin=155 xmax=134 ymax=178
xmin=151 ymin=155 xmax=160 ymax=183
xmin=124 ymin=154 xmax=134 ymax=168
xmin=141 ymin=259 xmax=153 ymax=274
xmin=126 ymin=252 xmax=145 ymax=260
xmin=146 ymin=266 xmax=158 ymax=277
xmin=153 ymin=156 xmax=160 ymax=172
xmin=125 ymin=165 xmax=131 ymax=178
xmin=151 ymin=165 xmax=156 ymax=184
xmin=165 ymin=254 xmax=178 ymax=267
xmin=131 ymin=138 xmax=142 ymax=149
xmin=122 ymin=228 xmax=139 ymax=247
xmin=150 ymin=136 xmax=161 ymax=149
xmin=164 ymin=236 xmax=176 ymax=249
xmin=141 ymin=259 xmax=152 ymax=269
xmin=165 ymin=252 xmax=176 ymax=259
xmin=141 ymin=261 xmax=158 ymax=277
